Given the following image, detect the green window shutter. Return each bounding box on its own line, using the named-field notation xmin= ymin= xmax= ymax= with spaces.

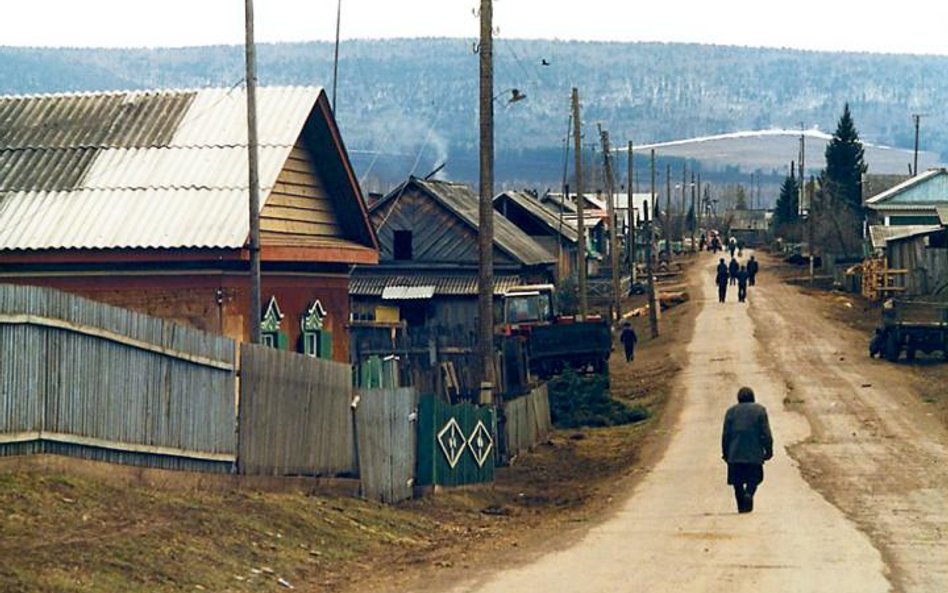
xmin=318 ymin=331 xmax=333 ymax=359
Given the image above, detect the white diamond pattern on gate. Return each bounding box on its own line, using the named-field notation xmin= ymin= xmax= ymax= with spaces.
xmin=468 ymin=420 xmax=494 ymax=467
xmin=437 ymin=417 xmax=467 ymax=468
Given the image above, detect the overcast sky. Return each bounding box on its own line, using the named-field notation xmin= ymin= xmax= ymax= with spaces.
xmin=3 ymin=0 xmax=948 ymax=55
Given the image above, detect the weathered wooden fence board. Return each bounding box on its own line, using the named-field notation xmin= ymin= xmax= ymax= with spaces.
xmin=0 ymin=284 xmax=237 ymax=471
xmin=502 ymin=384 xmax=552 ymax=460
xmin=355 ymin=388 xmax=418 ymax=503
xmin=238 ymin=344 xmax=356 ymax=476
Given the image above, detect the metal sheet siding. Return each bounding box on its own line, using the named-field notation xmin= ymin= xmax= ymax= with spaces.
xmin=0 ymin=86 xmax=322 ymax=251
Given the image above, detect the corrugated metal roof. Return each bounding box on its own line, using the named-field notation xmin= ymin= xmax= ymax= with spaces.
xmin=868 ymin=224 xmax=942 ymax=249
xmin=402 ymin=179 xmax=554 ymax=266
xmin=350 ymin=273 xmax=522 ymax=297
xmin=0 ymin=86 xmax=322 ymax=251
xmin=938 ymin=206 xmax=948 ymax=225
xmin=381 ymin=285 xmax=436 ymax=300
xmin=494 ymin=191 xmax=579 ymax=244
xmin=865 ymin=168 xmax=948 ymax=206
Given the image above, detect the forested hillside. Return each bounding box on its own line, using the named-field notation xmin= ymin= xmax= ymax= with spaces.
xmin=2 ymin=39 xmax=945 ymax=193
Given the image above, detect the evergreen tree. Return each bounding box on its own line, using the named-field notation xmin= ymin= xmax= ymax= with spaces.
xmin=734 ymin=185 xmax=748 ymax=210
xmin=823 ymin=103 xmax=868 ymax=210
xmin=774 ymin=172 xmax=799 ymax=226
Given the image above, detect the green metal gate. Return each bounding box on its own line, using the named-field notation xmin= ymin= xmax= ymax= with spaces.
xmin=416 ymin=394 xmax=495 ymax=487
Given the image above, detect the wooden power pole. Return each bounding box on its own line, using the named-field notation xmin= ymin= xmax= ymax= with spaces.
xmin=690 ymin=170 xmax=696 ymax=253
xmin=477 ymin=0 xmax=495 ymax=400
xmin=665 ymin=163 xmax=672 ymax=260
xmin=599 ymin=127 xmax=621 ymax=323
xmin=647 ymin=150 xmax=659 ymax=338
xmin=244 ymin=0 xmax=262 ymax=344
xmin=628 ymin=141 xmax=636 ymax=283
xmin=571 ymin=88 xmax=588 ymax=318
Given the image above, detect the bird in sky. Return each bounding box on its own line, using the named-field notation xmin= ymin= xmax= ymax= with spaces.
xmin=541 ymin=58 xmax=551 ymax=66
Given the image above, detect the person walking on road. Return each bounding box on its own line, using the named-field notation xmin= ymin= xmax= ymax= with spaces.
xmin=737 ymin=265 xmax=749 ymax=303
xmin=619 ymin=322 xmax=638 ymax=362
xmin=722 ymin=386 xmax=774 ymax=513
xmin=747 ymin=255 xmax=759 ymax=286
xmin=728 ymin=257 xmax=740 ymax=286
xmin=716 ymin=262 xmax=729 ymax=303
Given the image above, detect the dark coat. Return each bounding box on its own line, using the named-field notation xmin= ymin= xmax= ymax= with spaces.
xmin=722 ymin=402 xmax=773 ymax=464
xmin=620 ymin=327 xmax=638 ymax=348
xmin=728 ymin=259 xmax=740 ymax=277
xmin=747 ymin=259 xmax=759 ymax=277
xmin=737 ymin=270 xmax=748 ymax=288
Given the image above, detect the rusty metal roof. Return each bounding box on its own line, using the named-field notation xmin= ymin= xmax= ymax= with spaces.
xmin=0 ymin=86 xmax=325 ymax=251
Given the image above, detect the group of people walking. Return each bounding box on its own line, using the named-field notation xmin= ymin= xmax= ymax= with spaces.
xmin=715 ymin=254 xmax=759 ymax=303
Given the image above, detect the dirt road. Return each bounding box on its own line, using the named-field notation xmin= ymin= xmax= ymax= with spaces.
xmin=430 ymin=252 xmax=948 ymax=593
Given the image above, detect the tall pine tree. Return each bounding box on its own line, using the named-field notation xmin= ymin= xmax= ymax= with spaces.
xmin=775 ymin=170 xmax=799 ymax=226
xmin=823 ymin=103 xmax=867 ymax=211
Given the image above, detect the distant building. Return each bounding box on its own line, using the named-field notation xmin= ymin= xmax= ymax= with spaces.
xmin=493 ymin=190 xmax=579 ymax=280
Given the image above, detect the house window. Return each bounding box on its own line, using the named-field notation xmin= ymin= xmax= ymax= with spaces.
xmin=393 ymin=230 xmax=413 ymax=260
xmin=261 ymin=296 xmax=287 ymax=349
xmin=301 ymin=299 xmax=332 ymax=359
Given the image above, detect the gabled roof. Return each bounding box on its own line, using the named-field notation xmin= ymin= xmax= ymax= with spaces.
xmin=0 ymin=86 xmax=377 ymax=253
xmin=493 ymin=191 xmax=579 ymax=244
xmin=865 ymin=168 xmax=948 ymax=210
xmin=372 ymin=177 xmax=554 ymax=267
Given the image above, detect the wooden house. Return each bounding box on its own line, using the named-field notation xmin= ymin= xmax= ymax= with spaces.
xmin=349 ymin=177 xmax=554 ymax=393
xmin=493 ymin=190 xmax=579 ymax=280
xmin=0 ymin=86 xmax=378 ymax=362
xmin=865 ymin=168 xmax=948 ymax=227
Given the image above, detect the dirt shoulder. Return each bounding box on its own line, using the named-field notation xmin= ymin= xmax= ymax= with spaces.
xmin=0 ymin=257 xmax=700 ymax=593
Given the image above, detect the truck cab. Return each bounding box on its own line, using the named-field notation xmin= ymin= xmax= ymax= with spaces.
xmin=502 ymin=284 xmax=556 ymax=333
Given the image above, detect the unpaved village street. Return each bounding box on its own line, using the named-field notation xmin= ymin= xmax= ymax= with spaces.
xmin=427 ymin=252 xmax=948 ymax=593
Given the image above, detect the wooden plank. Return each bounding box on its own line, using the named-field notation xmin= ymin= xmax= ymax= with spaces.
xmin=0 ymin=313 xmax=234 ymax=371
xmin=267 ymin=192 xmax=334 ymax=210
xmin=277 ymin=169 xmax=323 ymax=187
xmin=260 ymin=218 xmax=344 ymax=237
xmin=261 ymin=206 xmax=340 ymax=225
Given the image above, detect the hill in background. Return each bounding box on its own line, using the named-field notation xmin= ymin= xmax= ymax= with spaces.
xmin=1 ymin=39 xmax=944 ymax=205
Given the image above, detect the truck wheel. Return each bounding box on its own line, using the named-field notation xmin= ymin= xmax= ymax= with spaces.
xmin=884 ymin=332 xmax=900 ymax=362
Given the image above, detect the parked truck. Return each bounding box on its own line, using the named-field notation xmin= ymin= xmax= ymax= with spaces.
xmin=875 ymin=298 xmax=948 ymax=362
xmin=498 ymin=284 xmax=612 ymax=378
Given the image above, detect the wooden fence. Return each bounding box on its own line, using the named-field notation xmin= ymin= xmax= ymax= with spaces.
xmin=355 ymin=388 xmax=418 ymax=503
xmin=502 ymin=384 xmax=552 ymax=460
xmin=238 ymin=344 xmax=356 ymax=476
xmin=416 ymin=394 xmax=494 ymax=488
xmin=0 ymin=284 xmax=237 ymax=472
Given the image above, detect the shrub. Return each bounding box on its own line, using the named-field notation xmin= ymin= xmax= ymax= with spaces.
xmin=547 ymin=368 xmax=649 ymax=429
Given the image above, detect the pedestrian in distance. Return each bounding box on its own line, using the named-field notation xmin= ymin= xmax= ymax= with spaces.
xmin=728 ymin=257 xmax=740 ymax=286
xmin=747 ymin=255 xmax=759 ymax=286
xmin=619 ymin=322 xmax=638 ymax=362
xmin=737 ymin=265 xmax=749 ymax=303
xmin=722 ymin=386 xmax=773 ymax=513
xmin=716 ymin=263 xmax=729 ymax=303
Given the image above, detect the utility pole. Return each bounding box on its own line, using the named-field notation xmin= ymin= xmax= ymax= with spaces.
xmin=477 ymin=0 xmax=495 ymax=401
xmin=647 ymin=150 xmax=659 ymax=338
xmin=557 ymin=113 xmax=572 ymax=282
xmin=331 ymin=0 xmax=342 ymax=110
xmin=913 ymin=113 xmax=923 ymax=176
xmin=571 ymin=88 xmax=588 ymax=318
xmin=244 ymin=0 xmax=262 ymax=344
xmin=665 ymin=163 xmax=672 ymax=260
xmin=696 ymin=172 xmax=702 ymax=239
xmin=690 ymin=170 xmax=696 ymax=253
xmin=599 ymin=127 xmax=621 ymax=323
xmin=680 ymin=164 xmax=687 ymax=241
xmin=628 ymin=141 xmax=636 ymax=283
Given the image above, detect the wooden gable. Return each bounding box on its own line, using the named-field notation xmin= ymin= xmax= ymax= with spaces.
xmin=372 ymin=187 xmax=516 ymax=267
xmin=260 ymin=140 xmax=344 ymax=245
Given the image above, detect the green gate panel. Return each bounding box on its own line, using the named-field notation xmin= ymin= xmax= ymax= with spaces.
xmin=416 ymin=394 xmax=495 ymax=487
